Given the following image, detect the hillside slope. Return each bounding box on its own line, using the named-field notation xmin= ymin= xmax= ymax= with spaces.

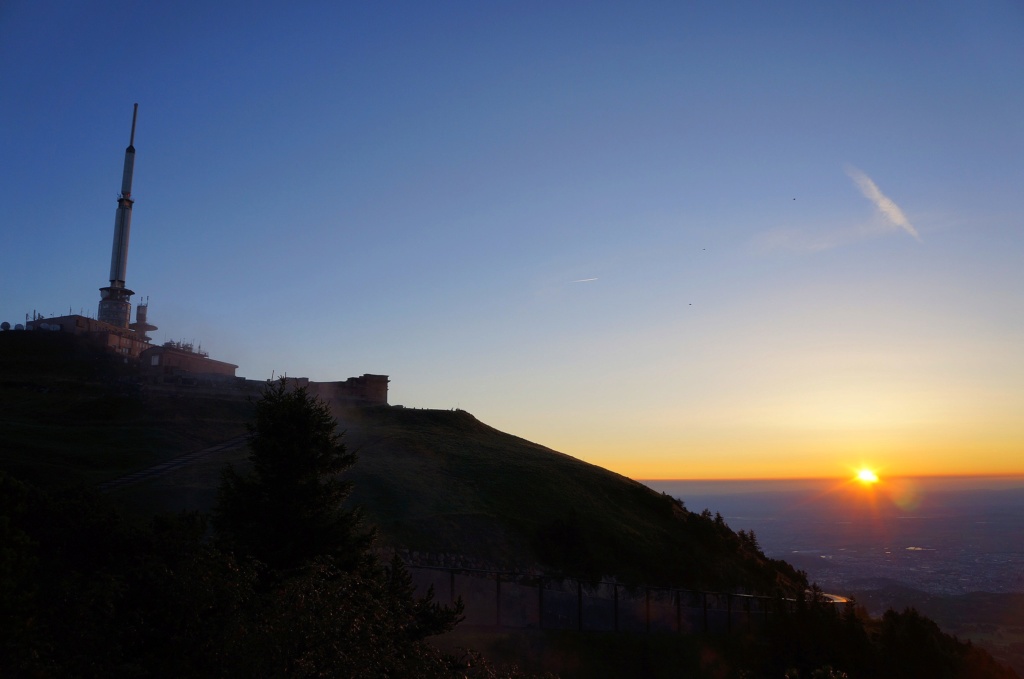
xmin=0 ymin=331 xmax=253 ymax=488
xmin=1 ymin=331 xmax=801 ymax=593
xmin=333 ymin=405 xmax=801 ymax=591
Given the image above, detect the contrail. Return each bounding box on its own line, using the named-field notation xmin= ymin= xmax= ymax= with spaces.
xmin=572 ymin=278 xmax=598 ymax=283
xmin=846 ymin=166 xmax=921 ymax=241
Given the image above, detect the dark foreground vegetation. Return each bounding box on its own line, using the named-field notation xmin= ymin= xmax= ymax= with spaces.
xmin=1 ymin=468 xmax=1016 ymax=676
xmin=0 ymin=332 xmax=1018 ymax=677
xmin=451 ymin=600 xmax=1020 ymax=679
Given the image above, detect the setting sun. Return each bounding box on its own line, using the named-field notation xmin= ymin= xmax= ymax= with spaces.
xmin=856 ymin=469 xmax=880 ymax=484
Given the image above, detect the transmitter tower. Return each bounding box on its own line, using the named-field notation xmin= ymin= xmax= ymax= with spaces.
xmin=98 ymin=104 xmax=139 ymax=328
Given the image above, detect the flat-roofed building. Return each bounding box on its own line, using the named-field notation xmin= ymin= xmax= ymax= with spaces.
xmin=26 ymin=314 xmax=151 ymax=359
xmin=140 ymin=342 xmax=238 ymax=381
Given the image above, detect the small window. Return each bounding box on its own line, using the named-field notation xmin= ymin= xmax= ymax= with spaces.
xmin=151 ymin=355 xmax=160 ymax=366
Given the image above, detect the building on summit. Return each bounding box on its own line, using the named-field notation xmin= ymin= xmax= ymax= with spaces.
xmin=19 ymin=104 xmax=235 ymax=378
xmin=140 ymin=341 xmax=238 ymax=382
xmin=280 ymin=375 xmax=390 ymax=407
xmin=8 ymin=104 xmax=389 ymax=406
xmin=25 ymin=311 xmax=151 ymax=358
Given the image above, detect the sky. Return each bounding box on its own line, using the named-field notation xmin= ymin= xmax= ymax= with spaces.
xmin=2 ymin=2 xmax=1023 ymax=480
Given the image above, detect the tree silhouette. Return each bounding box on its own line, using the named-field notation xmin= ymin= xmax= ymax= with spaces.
xmin=214 ymin=378 xmax=373 ymax=571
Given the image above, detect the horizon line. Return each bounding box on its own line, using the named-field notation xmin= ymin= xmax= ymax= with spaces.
xmin=638 ymin=472 xmax=1024 ymax=482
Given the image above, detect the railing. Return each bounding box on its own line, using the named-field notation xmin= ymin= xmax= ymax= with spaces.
xmin=408 ymin=565 xmax=806 ymax=635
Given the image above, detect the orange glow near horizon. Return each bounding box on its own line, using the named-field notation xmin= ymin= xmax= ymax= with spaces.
xmin=540 ymin=422 xmax=1024 ymax=481
xmin=601 ymin=457 xmax=1024 ymax=482
xmin=567 ymin=434 xmax=1024 ymax=481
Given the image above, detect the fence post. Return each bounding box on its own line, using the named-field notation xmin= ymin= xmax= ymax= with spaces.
xmin=676 ymin=590 xmax=681 ymax=633
xmin=727 ymin=594 xmax=732 ymax=634
xmin=538 ymin=577 xmax=544 ymax=630
xmin=425 ymin=566 xmax=769 ymax=638
xmin=645 ymin=588 xmax=651 ymax=634
xmin=613 ymin=584 xmax=619 ymax=632
xmin=577 ymin=581 xmax=583 ymax=632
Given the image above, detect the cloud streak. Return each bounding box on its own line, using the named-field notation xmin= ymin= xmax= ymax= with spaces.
xmin=846 ymin=166 xmax=921 ymax=241
xmin=750 ymin=167 xmax=923 ymax=255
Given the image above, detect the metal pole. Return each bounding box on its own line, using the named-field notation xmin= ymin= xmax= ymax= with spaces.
xmin=129 ymin=103 xmax=138 ymax=147
xmin=538 ymin=577 xmax=544 ymax=630
xmin=450 ymin=570 xmax=455 ymax=605
xmin=613 ymin=584 xmax=619 ymax=632
xmin=577 ymin=581 xmax=583 ymax=632
xmin=645 ymin=588 xmax=651 ymax=634
xmin=496 ymin=575 xmax=502 ymax=627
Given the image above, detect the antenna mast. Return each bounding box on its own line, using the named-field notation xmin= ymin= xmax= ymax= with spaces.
xmin=98 ymin=104 xmax=139 ymax=328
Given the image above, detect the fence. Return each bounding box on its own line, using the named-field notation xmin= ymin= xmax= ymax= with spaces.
xmin=409 ymin=565 xmax=805 ymax=635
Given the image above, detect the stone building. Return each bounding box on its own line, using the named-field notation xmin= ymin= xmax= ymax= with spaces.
xmin=280 ymin=374 xmax=389 ymax=407
xmin=140 ymin=341 xmax=238 ymax=381
xmin=26 ymin=314 xmax=151 ymax=359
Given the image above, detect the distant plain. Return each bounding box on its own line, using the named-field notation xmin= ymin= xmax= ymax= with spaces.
xmin=644 ymin=476 xmax=1024 ymax=673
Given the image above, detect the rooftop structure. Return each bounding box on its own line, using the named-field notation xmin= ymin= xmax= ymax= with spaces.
xmin=129 ymin=298 xmax=157 ymax=342
xmin=141 ymin=341 xmax=239 ymax=382
xmin=25 ymin=312 xmax=150 ymax=358
xmin=279 ymin=374 xmax=390 ymax=407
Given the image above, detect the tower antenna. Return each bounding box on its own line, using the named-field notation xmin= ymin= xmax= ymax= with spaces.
xmin=98 ymin=104 xmax=139 ymax=328
xmin=129 ymin=103 xmax=138 ymax=147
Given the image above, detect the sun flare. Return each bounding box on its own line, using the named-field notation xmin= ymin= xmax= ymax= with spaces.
xmin=856 ymin=468 xmax=879 ymax=485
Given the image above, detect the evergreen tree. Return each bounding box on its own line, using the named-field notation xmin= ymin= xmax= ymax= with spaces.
xmin=384 ymin=554 xmax=464 ymax=642
xmin=214 ymin=378 xmax=373 ymax=571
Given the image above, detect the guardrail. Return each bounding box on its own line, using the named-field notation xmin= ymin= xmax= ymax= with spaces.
xmin=408 ymin=564 xmax=813 ymax=635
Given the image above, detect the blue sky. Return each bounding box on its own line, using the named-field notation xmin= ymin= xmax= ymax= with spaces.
xmin=3 ymin=1 xmax=1023 ymax=478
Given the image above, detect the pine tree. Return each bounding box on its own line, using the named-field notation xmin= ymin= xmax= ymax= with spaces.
xmin=214 ymin=378 xmax=373 ymax=571
xmin=384 ymin=554 xmax=464 ymax=642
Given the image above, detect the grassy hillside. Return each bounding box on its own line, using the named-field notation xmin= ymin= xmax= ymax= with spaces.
xmin=337 ymin=405 xmax=802 ymax=591
xmin=0 ymin=331 xmax=253 ymax=488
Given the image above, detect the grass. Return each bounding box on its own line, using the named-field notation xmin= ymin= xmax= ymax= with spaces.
xmin=337 ymin=406 xmax=802 ymax=590
xmin=110 ymin=442 xmax=252 ymax=516
xmin=433 ymin=626 xmax=740 ymax=679
xmin=0 ymin=331 xmax=252 ymax=488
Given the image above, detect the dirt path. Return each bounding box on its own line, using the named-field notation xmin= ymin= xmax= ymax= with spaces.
xmin=97 ymin=435 xmax=249 ymax=492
